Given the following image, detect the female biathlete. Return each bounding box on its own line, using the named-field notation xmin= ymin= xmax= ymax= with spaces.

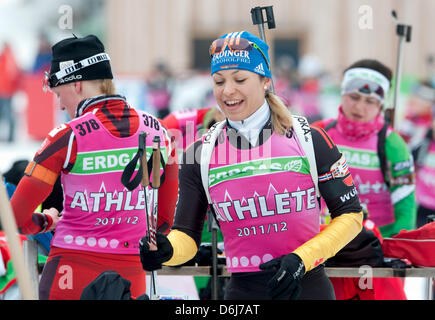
xmin=314 ymin=59 xmax=416 ymax=238
xmin=139 ymin=31 xmax=363 ymax=300
xmin=10 ymin=35 xmax=178 ymax=299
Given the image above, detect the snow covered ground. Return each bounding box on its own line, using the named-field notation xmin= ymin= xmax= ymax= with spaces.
xmin=404 ymin=278 xmax=432 ymax=300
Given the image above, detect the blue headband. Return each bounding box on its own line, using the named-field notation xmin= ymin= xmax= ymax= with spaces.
xmin=210 ymin=31 xmax=271 ymax=78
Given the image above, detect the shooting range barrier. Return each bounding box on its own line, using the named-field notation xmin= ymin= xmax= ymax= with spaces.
xmin=20 ymin=245 xmax=433 ymax=300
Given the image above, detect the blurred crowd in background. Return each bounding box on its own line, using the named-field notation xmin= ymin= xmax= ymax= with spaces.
xmin=1 ymin=0 xmax=434 ymax=147
xmin=1 ymin=34 xmax=434 ymax=145
xmin=0 ymin=31 xmax=343 ymax=143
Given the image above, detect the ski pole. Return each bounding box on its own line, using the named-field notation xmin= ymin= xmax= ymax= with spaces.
xmin=0 ymin=175 xmax=36 ymax=300
xmin=250 ymin=5 xmax=276 ymax=94
xmin=138 ymin=132 xmax=156 ymax=299
xmin=138 ymin=132 xmax=151 ymax=245
xmin=149 ymin=135 xmax=161 ymax=300
xmin=389 ymin=10 xmax=412 ymax=129
xmin=120 ymin=131 xmax=160 ymax=298
xmin=207 ymin=209 xmax=219 ymax=300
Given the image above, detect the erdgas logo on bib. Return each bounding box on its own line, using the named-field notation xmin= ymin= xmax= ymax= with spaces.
xmin=71 ymin=147 xmax=168 ymax=174
xmin=284 ymin=159 xmax=303 ymax=172
xmin=209 ymin=156 xmax=309 ymax=187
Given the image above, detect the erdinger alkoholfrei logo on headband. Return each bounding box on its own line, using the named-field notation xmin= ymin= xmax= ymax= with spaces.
xmin=212 ymin=49 xmax=251 ymax=67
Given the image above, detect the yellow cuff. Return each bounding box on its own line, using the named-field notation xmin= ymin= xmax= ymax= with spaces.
xmin=164 ymin=230 xmax=198 ymax=266
xmin=292 ymin=211 xmax=363 ymax=272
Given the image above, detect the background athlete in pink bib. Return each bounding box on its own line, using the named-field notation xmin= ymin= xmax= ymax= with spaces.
xmin=314 ymin=59 xmax=416 ymax=238
xmin=10 ymin=35 xmax=179 ymax=299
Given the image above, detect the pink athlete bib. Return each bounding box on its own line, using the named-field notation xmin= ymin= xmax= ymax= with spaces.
xmin=325 ymin=119 xmax=395 ymax=226
xmin=416 ymin=142 xmax=435 ymax=210
xmin=52 ymin=111 xmax=167 ymax=254
xmin=208 ymin=128 xmax=320 ymax=273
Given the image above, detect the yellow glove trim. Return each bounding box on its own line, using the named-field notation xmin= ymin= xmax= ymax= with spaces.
xmin=292 ymin=211 xmax=363 ymax=272
xmin=163 ymin=230 xmax=198 ymax=266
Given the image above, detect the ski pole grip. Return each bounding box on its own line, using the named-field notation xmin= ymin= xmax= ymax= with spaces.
xmin=151 ymin=136 xmax=161 ymax=189
xmin=251 ymin=6 xmax=275 ymax=29
xmin=396 ymin=24 xmax=412 ymax=42
xmin=405 ymin=25 xmax=412 ymax=42
xmin=139 ymin=132 xmax=149 ymax=187
xmin=251 ymin=6 xmax=264 ymax=25
xmin=265 ymin=6 xmax=275 ymax=29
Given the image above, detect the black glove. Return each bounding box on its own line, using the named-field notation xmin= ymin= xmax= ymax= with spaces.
xmin=195 ymin=244 xmax=223 ymax=266
xmin=259 ymin=253 xmax=305 ymax=300
xmin=139 ymin=232 xmax=173 ymax=271
xmin=383 ymin=258 xmax=411 ymax=269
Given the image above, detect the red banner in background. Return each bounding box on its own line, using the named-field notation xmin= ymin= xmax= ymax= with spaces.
xmin=21 ymin=72 xmax=56 ymax=140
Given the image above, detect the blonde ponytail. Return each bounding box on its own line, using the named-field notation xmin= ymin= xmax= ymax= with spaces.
xmin=266 ymin=92 xmax=293 ymax=135
xmin=99 ymin=79 xmax=116 ymax=95
xmin=86 ymin=79 xmax=117 ymax=95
